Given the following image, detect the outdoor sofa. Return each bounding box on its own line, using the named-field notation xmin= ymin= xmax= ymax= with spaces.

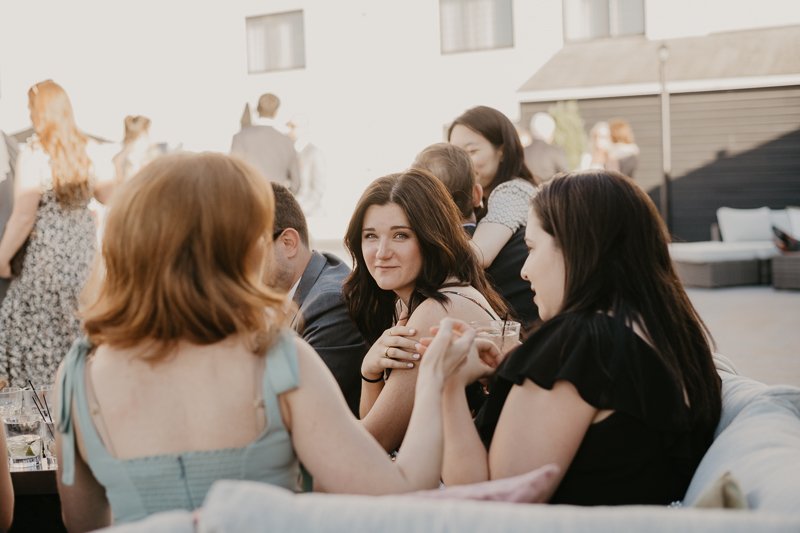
xmin=670 ymin=206 xmax=800 ymax=288
xmin=102 ymin=356 xmax=800 ymax=533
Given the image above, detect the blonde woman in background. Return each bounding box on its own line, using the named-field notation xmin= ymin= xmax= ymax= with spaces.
xmin=113 ymin=115 xmax=160 ymax=183
xmin=0 ymin=80 xmax=115 ymax=387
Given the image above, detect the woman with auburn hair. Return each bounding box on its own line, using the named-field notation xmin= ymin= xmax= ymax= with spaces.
xmin=0 ymin=80 xmax=114 ymax=387
xmin=437 ymin=170 xmax=722 ymax=505
xmin=448 ymin=106 xmax=538 ymax=270
xmin=343 ymin=169 xmax=508 ymax=452
xmin=54 ymin=153 xmax=504 ymax=530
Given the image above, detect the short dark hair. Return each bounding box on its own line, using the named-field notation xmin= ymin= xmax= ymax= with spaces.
xmin=447 ymin=106 xmax=537 ymax=193
xmin=271 ymin=182 xmax=309 ymax=247
xmin=413 ymin=143 xmax=475 ymax=220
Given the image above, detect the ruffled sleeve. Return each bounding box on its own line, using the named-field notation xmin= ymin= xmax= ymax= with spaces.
xmin=479 ymin=179 xmax=537 ymax=232
xmin=499 ymin=313 xmax=691 ymax=434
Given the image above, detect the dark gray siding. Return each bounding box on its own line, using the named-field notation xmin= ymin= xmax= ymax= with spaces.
xmin=521 ymin=85 xmax=800 ymax=242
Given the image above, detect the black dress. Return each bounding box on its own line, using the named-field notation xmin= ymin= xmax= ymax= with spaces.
xmin=474 ymin=312 xmax=715 ymax=506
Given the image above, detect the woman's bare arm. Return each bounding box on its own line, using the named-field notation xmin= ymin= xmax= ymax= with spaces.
xmin=489 ymin=380 xmax=596 ymax=501
xmin=0 ymin=430 xmax=14 ymax=531
xmin=55 ymin=366 xmax=113 ymax=533
xmin=284 ymin=323 xmax=469 ymax=494
xmin=360 ymin=301 xmax=449 ymax=451
xmin=0 ymin=187 xmax=40 ymax=278
xmin=470 ymin=222 xmax=513 ymax=268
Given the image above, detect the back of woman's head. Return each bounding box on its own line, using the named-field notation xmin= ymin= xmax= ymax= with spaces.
xmin=81 ymin=152 xmax=286 ymax=359
xmin=122 ymin=115 xmax=152 ymax=145
xmin=447 ymin=106 xmax=535 ymax=191
xmin=412 ymin=143 xmax=475 ymax=220
xmin=532 ymin=170 xmax=720 ymax=432
xmin=28 ymin=80 xmax=91 ymax=206
xmin=343 ymin=169 xmax=507 ymax=344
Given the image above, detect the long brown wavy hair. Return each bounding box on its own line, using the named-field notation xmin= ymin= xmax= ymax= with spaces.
xmin=343 ymin=169 xmax=508 ymax=345
xmin=80 ymin=153 xmax=287 ymax=361
xmin=531 ymin=170 xmax=721 ymax=434
xmin=28 ymin=80 xmax=92 ymax=207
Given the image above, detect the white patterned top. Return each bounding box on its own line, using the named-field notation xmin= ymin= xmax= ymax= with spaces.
xmin=479 ymin=178 xmax=537 ymax=232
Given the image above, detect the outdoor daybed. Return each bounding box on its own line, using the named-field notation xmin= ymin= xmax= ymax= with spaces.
xmin=102 ymin=358 xmax=800 ymax=533
xmin=670 ymin=206 xmax=800 ymax=288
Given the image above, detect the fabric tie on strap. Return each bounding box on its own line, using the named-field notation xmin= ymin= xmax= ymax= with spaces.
xmin=57 ymin=337 xmax=93 ymax=486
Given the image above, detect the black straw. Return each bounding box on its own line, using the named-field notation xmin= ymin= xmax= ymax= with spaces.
xmin=27 ymin=380 xmax=54 ymax=441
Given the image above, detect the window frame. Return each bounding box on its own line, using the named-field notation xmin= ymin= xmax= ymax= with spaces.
xmin=439 ymin=0 xmax=515 ymax=55
xmin=245 ymin=9 xmax=307 ymax=75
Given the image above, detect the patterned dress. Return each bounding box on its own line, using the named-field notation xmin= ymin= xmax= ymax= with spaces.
xmin=0 ymin=142 xmax=97 ymax=388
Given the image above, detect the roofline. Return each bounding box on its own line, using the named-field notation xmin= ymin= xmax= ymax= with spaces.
xmin=517 ymin=73 xmax=800 ymax=103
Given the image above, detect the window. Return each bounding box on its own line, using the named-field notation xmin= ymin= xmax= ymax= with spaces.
xmin=563 ymin=0 xmax=644 ymax=41
xmin=440 ymin=0 xmax=514 ymax=54
xmin=246 ymin=10 xmax=305 ymax=73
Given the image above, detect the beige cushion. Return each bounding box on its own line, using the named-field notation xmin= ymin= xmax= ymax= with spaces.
xmin=669 ymin=241 xmax=780 ymax=263
xmin=717 ymin=207 xmax=773 ymax=242
xmin=692 ymin=471 xmax=748 ymax=509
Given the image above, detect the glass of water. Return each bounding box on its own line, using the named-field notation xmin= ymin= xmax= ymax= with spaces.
xmin=5 ymin=415 xmax=42 ymax=466
xmin=22 ymin=386 xmax=55 ymax=418
xmin=41 ymin=420 xmax=57 ymax=468
xmin=470 ymin=320 xmax=521 ymax=353
xmin=0 ymin=388 xmax=22 ymax=421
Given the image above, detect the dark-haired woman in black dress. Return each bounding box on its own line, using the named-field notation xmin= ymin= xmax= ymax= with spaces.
xmin=434 ymin=169 xmax=722 ymax=505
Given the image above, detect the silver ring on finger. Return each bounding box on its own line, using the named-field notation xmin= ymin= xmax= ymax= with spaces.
xmin=384 ymin=346 xmax=391 ymax=358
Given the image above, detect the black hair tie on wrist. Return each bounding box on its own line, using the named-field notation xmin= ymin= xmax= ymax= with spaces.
xmin=361 ymin=372 xmax=383 ymax=383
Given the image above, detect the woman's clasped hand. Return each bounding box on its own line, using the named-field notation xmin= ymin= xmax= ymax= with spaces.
xmin=360 ymin=312 xmax=421 ymax=381
xmin=418 ymin=319 xmax=506 ymax=389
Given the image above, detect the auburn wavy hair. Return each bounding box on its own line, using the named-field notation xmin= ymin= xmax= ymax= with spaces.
xmin=343 ymin=169 xmax=508 ymax=345
xmin=28 ymin=80 xmax=92 ymax=207
xmin=80 ymin=152 xmax=286 ymax=360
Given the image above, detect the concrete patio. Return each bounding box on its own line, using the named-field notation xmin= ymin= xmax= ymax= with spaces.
xmin=686 ymin=286 xmax=800 ymax=387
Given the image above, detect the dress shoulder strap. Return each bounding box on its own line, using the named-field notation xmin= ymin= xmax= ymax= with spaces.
xmin=259 ymin=331 xmax=301 ymax=437
xmin=440 ymin=291 xmax=498 ymax=320
xmin=56 ymin=338 xmax=93 ymax=486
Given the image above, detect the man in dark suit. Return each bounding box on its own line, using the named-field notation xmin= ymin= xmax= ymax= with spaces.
xmin=265 ymin=183 xmax=367 ymax=416
xmin=0 ymin=131 xmax=18 ymax=305
xmin=231 ymin=94 xmax=300 ymax=194
xmin=413 ymin=144 xmax=539 ymax=326
xmin=524 ymin=112 xmax=569 ymax=183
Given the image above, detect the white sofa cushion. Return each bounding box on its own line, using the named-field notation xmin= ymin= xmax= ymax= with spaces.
xmin=683 ymin=373 xmax=800 ymax=513
xmin=788 ymin=207 xmax=800 ymax=239
xmin=717 ymin=207 xmax=773 ymax=242
xmin=669 ymin=241 xmax=780 ymax=263
xmin=771 ymin=210 xmax=793 ymax=236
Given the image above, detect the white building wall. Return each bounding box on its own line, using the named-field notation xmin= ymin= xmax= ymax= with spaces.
xmin=0 ymin=0 xmax=563 ymax=238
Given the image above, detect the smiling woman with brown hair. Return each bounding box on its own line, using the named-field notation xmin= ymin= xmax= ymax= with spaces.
xmin=343 ymin=169 xmax=508 ymax=452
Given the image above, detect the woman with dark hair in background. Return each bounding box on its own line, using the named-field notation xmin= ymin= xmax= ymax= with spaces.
xmin=343 ymin=169 xmax=508 ymax=452
xmin=0 ymin=80 xmax=114 ymax=387
xmin=448 ymin=106 xmax=538 ymax=271
xmin=437 ymin=170 xmax=722 ymax=505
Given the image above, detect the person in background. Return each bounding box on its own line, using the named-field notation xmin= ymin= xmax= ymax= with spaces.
xmin=286 ymin=114 xmax=326 ymax=217
xmin=439 ymin=170 xmax=722 ymax=506
xmin=579 ymin=121 xmax=619 ymax=172
xmin=0 ymin=130 xmax=19 ymax=306
xmin=53 ymin=152 xmax=501 ymax=530
xmin=344 ymin=169 xmax=508 ymax=452
xmin=266 ymin=182 xmax=367 ymax=416
xmin=231 ymin=93 xmax=300 ymax=194
xmin=0 ymin=80 xmax=115 ymax=388
xmin=112 ymin=115 xmax=160 ymax=183
xmin=524 ymin=112 xmax=569 ymax=183
xmin=608 ymin=118 xmax=640 ymax=179
xmin=515 ymin=126 xmax=532 ymax=149
xmin=448 ymin=106 xmax=537 ymax=270
xmin=413 ymin=143 xmax=539 ymax=326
